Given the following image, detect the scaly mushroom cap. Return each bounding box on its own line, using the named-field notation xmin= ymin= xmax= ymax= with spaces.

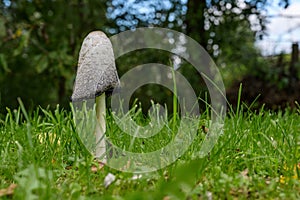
xmin=71 ymin=31 xmax=119 ymax=101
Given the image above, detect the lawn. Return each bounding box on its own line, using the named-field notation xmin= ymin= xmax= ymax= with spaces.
xmin=0 ymin=100 xmax=299 ymax=199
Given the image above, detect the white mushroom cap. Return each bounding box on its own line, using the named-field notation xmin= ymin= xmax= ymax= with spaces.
xmin=71 ymin=31 xmax=119 ymax=101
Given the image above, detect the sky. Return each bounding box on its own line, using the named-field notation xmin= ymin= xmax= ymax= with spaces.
xmin=257 ymin=0 xmax=300 ymax=55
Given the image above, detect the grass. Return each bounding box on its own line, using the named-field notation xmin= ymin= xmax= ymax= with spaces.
xmin=0 ymin=100 xmax=300 ymax=199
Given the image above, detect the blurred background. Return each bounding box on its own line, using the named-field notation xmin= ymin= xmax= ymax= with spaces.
xmin=0 ymin=0 xmax=299 ymax=114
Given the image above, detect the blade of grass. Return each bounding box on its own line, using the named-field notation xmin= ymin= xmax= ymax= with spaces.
xmin=236 ymin=83 xmax=242 ymax=116
xmin=17 ymin=97 xmax=33 ymax=149
xmin=172 ymin=67 xmax=178 ymax=131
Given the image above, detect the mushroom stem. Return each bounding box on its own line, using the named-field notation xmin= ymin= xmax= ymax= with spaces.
xmin=95 ymin=93 xmax=107 ymax=163
xmin=71 ymin=31 xmax=119 ymax=163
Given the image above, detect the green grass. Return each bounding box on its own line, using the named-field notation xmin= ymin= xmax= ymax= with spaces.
xmin=0 ymin=101 xmax=300 ymax=199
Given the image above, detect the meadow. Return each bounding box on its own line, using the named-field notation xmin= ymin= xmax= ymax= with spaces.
xmin=0 ymin=98 xmax=299 ymax=199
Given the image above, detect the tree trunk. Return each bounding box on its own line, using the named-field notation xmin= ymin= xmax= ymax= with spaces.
xmin=290 ymin=42 xmax=299 ymax=81
xmin=288 ymin=42 xmax=299 ymax=93
xmin=185 ymin=0 xmax=207 ymax=49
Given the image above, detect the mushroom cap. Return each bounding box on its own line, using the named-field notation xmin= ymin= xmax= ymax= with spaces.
xmin=71 ymin=31 xmax=119 ymax=101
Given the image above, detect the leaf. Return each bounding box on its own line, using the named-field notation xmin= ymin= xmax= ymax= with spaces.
xmin=104 ymin=173 xmax=116 ymax=188
xmin=22 ymin=30 xmax=30 ymax=48
xmin=13 ymin=30 xmax=31 ymax=56
xmin=70 ymin=182 xmax=82 ymax=199
xmin=131 ymin=174 xmax=142 ymax=180
xmin=240 ymin=168 xmax=249 ymax=180
xmin=0 ymin=17 xmax=6 ymax=38
xmin=0 ymin=184 xmax=17 ymax=197
xmin=0 ymin=53 xmax=10 ymax=73
xmin=91 ymin=160 xmax=105 ymax=172
xmin=36 ymin=55 xmax=49 ymax=73
xmin=14 ymin=164 xmax=53 ymax=200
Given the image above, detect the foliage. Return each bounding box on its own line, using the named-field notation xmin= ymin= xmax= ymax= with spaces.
xmin=0 ymin=0 xmax=111 ymax=112
xmin=107 ymin=0 xmax=290 ymax=104
xmin=0 ymin=0 xmax=291 ymax=112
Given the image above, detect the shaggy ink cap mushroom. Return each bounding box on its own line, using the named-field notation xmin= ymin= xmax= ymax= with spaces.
xmin=71 ymin=31 xmax=119 ymax=102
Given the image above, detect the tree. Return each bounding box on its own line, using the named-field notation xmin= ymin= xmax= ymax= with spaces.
xmin=183 ymin=0 xmax=289 ymax=78
xmin=0 ymin=0 xmax=291 ymax=112
xmin=0 ymin=0 xmax=112 ymax=111
xmin=106 ymin=0 xmax=291 ymax=110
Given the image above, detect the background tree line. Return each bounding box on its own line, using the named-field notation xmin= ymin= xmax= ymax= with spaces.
xmin=0 ymin=0 xmax=290 ymax=113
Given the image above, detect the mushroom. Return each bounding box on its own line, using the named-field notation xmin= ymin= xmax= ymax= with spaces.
xmin=71 ymin=31 xmax=119 ymax=163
